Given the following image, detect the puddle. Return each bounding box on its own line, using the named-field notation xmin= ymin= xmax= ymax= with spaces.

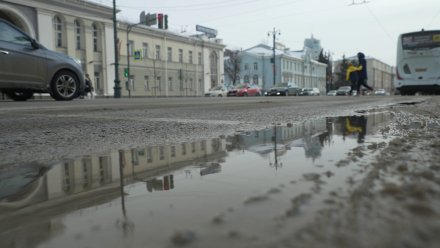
xmin=0 ymin=113 xmax=394 ymax=248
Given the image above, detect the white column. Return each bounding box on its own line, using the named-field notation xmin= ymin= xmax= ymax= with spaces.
xmin=104 ymin=24 xmax=115 ymax=96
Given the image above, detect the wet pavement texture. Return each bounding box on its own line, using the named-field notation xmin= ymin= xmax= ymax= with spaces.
xmin=1 ymin=113 xmax=397 ymax=248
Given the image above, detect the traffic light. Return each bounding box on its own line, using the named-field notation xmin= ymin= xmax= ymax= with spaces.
xmin=124 ymin=68 xmax=128 ymax=78
xmin=164 ymin=15 xmax=168 ymax=30
xmin=158 ymin=13 xmax=163 ymax=29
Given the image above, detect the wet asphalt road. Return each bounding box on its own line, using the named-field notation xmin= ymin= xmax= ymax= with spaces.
xmin=1 ymin=95 xmax=440 ymax=248
xmin=0 ymin=95 xmax=429 ymax=167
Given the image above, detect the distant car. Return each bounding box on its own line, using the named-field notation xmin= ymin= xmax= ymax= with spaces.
xmin=0 ymin=19 xmax=85 ymax=101
xmin=299 ymin=88 xmax=320 ymax=96
xmin=227 ymin=84 xmax=262 ymax=96
xmin=205 ymin=85 xmax=229 ymax=97
xmin=374 ymin=89 xmax=389 ymax=96
xmin=327 ymin=90 xmax=337 ymax=96
xmin=266 ymin=83 xmax=300 ymax=96
xmin=336 ymin=86 xmax=352 ymax=96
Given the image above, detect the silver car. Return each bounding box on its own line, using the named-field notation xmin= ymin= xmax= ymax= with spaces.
xmin=0 ymin=19 xmax=84 ymax=101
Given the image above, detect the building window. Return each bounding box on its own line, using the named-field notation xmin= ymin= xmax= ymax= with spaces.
xmin=53 ymin=16 xmax=63 ymax=47
xmin=191 ymin=142 xmax=196 ymax=153
xmin=171 ymin=146 xmax=176 ymax=157
xmin=198 ymin=52 xmax=202 ymax=64
xmin=92 ymin=24 xmax=99 ymax=52
xmin=244 ymin=63 xmax=249 ymax=70
xmin=131 ymin=149 xmax=139 ymax=165
xmin=253 ymin=75 xmax=258 ymax=84
xmin=74 ymin=20 xmax=81 ymax=50
xmin=147 ymin=147 xmax=153 ymax=163
xmin=144 ymin=75 xmax=149 ymax=91
xmin=128 ymin=40 xmax=134 ymax=56
xmin=189 ymin=78 xmax=193 ymax=91
xmin=157 ymin=77 xmax=162 ymax=92
xmin=199 ymin=78 xmax=203 ymax=94
xmin=181 ymin=143 xmax=186 ymax=155
xmin=155 ymin=45 xmax=161 ymax=60
xmin=159 ymin=146 xmax=165 ymax=160
xmin=94 ymin=72 xmax=101 ymax=94
xmin=189 ymin=51 xmax=193 ymax=64
xmin=244 ymin=75 xmax=250 ymax=83
xmin=178 ymin=49 xmax=183 ymax=63
xmin=201 ymin=140 xmax=206 ymax=151
xmin=167 ymin=47 xmax=172 ymax=61
xmin=167 ymin=77 xmax=172 ymax=91
xmin=253 ymin=62 xmax=258 ymax=70
xmin=143 ymin=43 xmax=149 ymax=58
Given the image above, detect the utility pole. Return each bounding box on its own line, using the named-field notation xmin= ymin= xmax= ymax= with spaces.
xmin=268 ymin=28 xmax=280 ymax=88
xmin=112 ymin=0 xmax=121 ymax=98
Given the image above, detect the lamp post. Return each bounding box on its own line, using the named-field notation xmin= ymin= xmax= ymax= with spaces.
xmin=268 ymin=28 xmax=280 ymax=88
xmin=112 ymin=0 xmax=121 ymax=98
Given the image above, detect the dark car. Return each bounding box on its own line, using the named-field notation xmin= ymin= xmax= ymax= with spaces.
xmin=227 ymin=84 xmax=262 ymax=96
xmin=0 ymin=19 xmax=85 ymax=101
xmin=266 ymin=83 xmax=300 ymax=96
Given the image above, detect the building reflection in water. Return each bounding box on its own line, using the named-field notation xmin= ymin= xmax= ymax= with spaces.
xmin=0 ymin=113 xmax=392 ymax=247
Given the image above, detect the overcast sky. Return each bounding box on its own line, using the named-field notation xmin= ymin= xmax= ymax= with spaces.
xmin=90 ymin=0 xmax=440 ymax=65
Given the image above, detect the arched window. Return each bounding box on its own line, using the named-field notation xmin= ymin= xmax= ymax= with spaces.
xmin=74 ymin=20 xmax=81 ymax=50
xmin=92 ymin=24 xmax=99 ymax=52
xmin=53 ymin=16 xmax=63 ymax=47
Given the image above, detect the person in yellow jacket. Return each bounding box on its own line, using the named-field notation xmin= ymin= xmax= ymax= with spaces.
xmin=345 ymin=61 xmax=362 ymax=95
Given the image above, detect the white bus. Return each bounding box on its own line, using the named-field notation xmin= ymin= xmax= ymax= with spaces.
xmin=395 ymin=30 xmax=440 ymax=95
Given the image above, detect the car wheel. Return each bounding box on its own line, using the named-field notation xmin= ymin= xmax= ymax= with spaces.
xmin=256 ymin=92 xmax=262 ymax=96
xmin=50 ymin=70 xmax=81 ymax=101
xmin=218 ymin=94 xmax=223 ymax=97
xmin=243 ymin=92 xmax=248 ymax=97
xmin=4 ymin=90 xmax=34 ymax=101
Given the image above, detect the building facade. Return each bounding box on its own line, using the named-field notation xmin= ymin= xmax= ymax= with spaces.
xmin=224 ymin=41 xmax=327 ymax=94
xmin=121 ymin=25 xmax=225 ymax=97
xmin=333 ymin=56 xmax=395 ymax=93
xmin=0 ymin=0 xmax=225 ymax=97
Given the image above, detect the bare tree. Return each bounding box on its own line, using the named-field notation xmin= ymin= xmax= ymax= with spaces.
xmin=224 ymin=49 xmax=241 ymax=85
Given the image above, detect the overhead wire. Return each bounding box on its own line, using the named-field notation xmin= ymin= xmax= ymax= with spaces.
xmin=363 ymin=3 xmax=394 ymax=44
xmin=426 ymin=7 xmax=440 ymax=29
xmin=116 ymin=0 xmax=265 ymax=11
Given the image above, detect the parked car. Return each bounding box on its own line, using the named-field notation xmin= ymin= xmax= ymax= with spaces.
xmin=0 ymin=19 xmax=85 ymax=101
xmin=336 ymin=86 xmax=352 ymax=96
xmin=327 ymin=90 xmax=337 ymax=96
xmin=299 ymin=88 xmax=320 ymax=96
xmin=266 ymin=83 xmax=300 ymax=96
xmin=227 ymin=84 xmax=262 ymax=96
xmin=374 ymin=89 xmax=389 ymax=96
xmin=205 ymin=85 xmax=229 ymax=97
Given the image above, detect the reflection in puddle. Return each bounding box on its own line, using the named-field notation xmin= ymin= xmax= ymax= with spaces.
xmin=0 ymin=113 xmax=392 ymax=248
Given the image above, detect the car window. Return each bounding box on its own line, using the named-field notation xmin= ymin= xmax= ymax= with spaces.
xmin=211 ymin=86 xmax=222 ymax=90
xmin=0 ymin=22 xmax=31 ymax=45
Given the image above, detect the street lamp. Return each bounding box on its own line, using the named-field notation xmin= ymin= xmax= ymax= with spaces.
xmin=112 ymin=0 xmax=121 ymax=98
xmin=268 ymin=28 xmax=281 ymax=88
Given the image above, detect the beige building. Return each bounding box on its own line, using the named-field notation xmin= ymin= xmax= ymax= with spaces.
xmin=121 ymin=24 xmax=225 ymax=97
xmin=0 ymin=0 xmax=225 ymax=97
xmin=334 ymin=56 xmax=395 ymax=93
